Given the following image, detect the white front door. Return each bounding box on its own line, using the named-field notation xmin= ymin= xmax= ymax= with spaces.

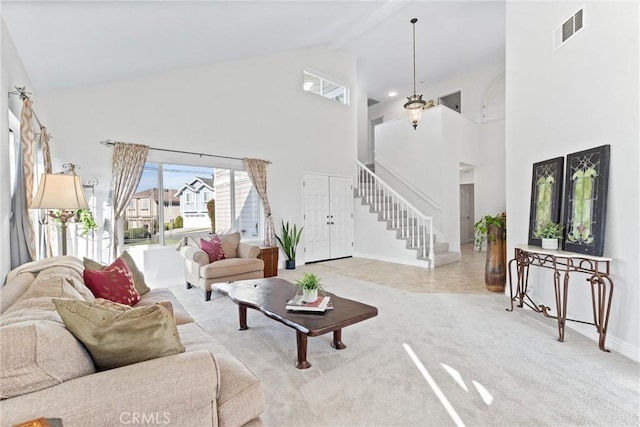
xmin=303 ymin=174 xmax=354 ymax=263
xmin=328 ymin=176 xmax=354 ymax=259
xmin=303 ymin=174 xmax=331 ymax=262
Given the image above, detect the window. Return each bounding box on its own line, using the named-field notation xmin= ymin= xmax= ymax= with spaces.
xmin=128 ymin=199 xmax=136 ymax=210
xmin=140 ymin=199 xmax=150 ymax=209
xmin=123 ymin=161 xmax=262 ymax=248
xmin=303 ymin=71 xmax=348 ymax=105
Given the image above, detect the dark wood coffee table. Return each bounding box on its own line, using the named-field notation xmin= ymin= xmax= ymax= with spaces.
xmin=214 ymin=278 xmax=378 ymax=369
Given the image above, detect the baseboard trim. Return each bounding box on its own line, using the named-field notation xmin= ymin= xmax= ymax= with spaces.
xmin=353 ymin=252 xmax=430 ymax=269
xmin=566 ymin=322 xmax=639 ymax=362
xmin=491 ymin=292 xmax=638 ymax=362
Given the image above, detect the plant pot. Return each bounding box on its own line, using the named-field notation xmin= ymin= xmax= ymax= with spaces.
xmin=541 ymin=238 xmax=559 ymax=250
xmin=302 ymin=288 xmax=318 ymax=303
xmin=485 ymin=224 xmax=506 ymax=293
xmin=285 ymin=259 xmax=296 ymax=270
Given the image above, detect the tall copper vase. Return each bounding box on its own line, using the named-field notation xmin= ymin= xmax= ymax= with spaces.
xmin=485 ymin=224 xmax=506 ymax=292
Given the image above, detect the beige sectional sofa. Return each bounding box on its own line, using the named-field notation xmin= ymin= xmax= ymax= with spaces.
xmin=0 ymin=256 xmax=264 ymax=427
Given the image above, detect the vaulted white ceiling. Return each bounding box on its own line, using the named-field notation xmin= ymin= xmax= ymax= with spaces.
xmin=2 ymin=1 xmax=505 ymax=102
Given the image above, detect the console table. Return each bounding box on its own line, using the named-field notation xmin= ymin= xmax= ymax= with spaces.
xmin=507 ymin=244 xmax=613 ymax=352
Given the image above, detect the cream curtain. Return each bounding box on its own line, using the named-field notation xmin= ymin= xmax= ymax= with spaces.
xmin=243 ymin=158 xmax=275 ymax=246
xmin=111 ymin=142 xmax=149 ymax=259
xmin=39 ymin=127 xmax=55 ymax=257
xmin=19 ymin=98 xmax=36 ymax=259
xmin=40 ymin=126 xmax=52 ymax=173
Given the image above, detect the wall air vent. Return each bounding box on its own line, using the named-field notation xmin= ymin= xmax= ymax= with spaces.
xmin=554 ymin=7 xmax=584 ymax=50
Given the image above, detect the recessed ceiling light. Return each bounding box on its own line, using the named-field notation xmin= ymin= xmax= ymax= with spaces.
xmin=388 ymin=91 xmax=398 ymax=97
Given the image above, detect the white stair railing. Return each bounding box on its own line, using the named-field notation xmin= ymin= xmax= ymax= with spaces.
xmin=355 ymin=160 xmax=435 ymax=268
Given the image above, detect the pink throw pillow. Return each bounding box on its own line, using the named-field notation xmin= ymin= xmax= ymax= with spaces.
xmin=83 ymin=257 xmax=140 ymax=306
xmin=200 ymin=236 xmax=226 ymax=263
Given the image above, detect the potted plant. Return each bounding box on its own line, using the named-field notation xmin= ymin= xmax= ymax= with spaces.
xmin=473 ymin=212 xmax=507 ymax=292
xmin=275 ymin=220 xmax=303 ymax=269
xmin=535 ymin=220 xmax=564 ymax=250
xmin=295 ymin=272 xmax=325 ymax=303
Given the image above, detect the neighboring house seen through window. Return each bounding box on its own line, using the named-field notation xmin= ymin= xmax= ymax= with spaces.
xmin=123 ymin=162 xmax=262 ymax=247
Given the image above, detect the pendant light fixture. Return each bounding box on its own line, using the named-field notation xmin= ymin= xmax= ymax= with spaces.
xmin=404 ymin=18 xmax=426 ymax=129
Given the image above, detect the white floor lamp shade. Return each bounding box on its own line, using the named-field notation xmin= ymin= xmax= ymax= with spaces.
xmin=29 ymin=173 xmax=89 ymax=256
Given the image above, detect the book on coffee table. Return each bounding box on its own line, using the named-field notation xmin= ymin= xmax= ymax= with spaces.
xmin=286 ymin=295 xmax=333 ymax=312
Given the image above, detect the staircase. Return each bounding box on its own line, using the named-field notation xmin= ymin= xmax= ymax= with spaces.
xmin=355 ymin=161 xmax=460 ymax=268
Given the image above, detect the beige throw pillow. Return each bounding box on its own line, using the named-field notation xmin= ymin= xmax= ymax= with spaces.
xmin=53 ymin=299 xmax=184 ymax=371
xmin=215 ymin=232 xmax=241 ymax=258
xmin=83 ymin=251 xmax=150 ymax=296
xmin=94 ymin=297 xmax=174 ymax=318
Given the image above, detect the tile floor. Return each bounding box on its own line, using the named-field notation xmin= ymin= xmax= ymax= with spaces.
xmin=279 ymin=243 xmax=494 ymax=294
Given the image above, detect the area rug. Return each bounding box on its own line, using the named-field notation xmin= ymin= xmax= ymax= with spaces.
xmin=161 ymin=271 xmax=639 ymax=427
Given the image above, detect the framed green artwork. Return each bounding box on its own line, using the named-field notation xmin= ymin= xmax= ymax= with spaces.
xmin=528 ymin=157 xmax=564 ymax=246
xmin=562 ymin=145 xmax=610 ymax=256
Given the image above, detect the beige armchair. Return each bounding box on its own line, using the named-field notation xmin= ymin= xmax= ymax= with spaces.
xmin=179 ymin=233 xmax=264 ymax=301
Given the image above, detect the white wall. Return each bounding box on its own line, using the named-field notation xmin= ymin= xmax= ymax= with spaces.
xmin=460 ymin=168 xmax=474 ymax=185
xmin=37 ymin=45 xmax=358 ymax=269
xmin=356 ymin=80 xmax=369 ymax=163
xmin=0 ymin=17 xmax=35 ymax=283
xmin=368 ymin=60 xmax=506 ymax=125
xmin=505 ymin=1 xmax=639 ymax=359
xmin=475 ymin=119 xmax=506 ymax=222
xmin=367 ymin=61 xmax=507 ymax=242
xmin=373 ymin=105 xmax=506 ymax=253
xmin=374 ymin=106 xmax=485 ymax=252
xmin=353 ymin=198 xmax=429 ymax=267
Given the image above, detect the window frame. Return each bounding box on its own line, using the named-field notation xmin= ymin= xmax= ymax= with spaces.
xmin=121 ymin=155 xmax=263 ymax=249
xmin=303 ymin=69 xmax=349 ymax=105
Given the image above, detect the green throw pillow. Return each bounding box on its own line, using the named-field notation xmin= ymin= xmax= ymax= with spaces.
xmin=52 ymin=299 xmax=185 ymax=371
xmin=83 ymin=251 xmax=150 ymax=296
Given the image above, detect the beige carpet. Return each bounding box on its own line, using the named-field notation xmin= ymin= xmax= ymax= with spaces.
xmin=156 ymin=264 xmax=640 ymax=427
xmin=280 ymin=243 xmax=490 ymax=294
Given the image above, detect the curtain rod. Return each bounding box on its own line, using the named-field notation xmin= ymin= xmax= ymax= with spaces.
xmin=99 ymin=139 xmax=271 ymax=164
xmin=8 ymin=86 xmax=50 ymax=137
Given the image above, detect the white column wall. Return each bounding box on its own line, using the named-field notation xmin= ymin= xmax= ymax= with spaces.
xmin=37 ymin=45 xmax=358 ymax=268
xmin=475 ymin=119 xmax=506 ymax=223
xmin=505 ymin=1 xmax=639 ymax=359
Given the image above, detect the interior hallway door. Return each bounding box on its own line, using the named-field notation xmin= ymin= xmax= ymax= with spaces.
xmin=460 ymin=184 xmax=475 ymax=244
xmin=303 ymin=174 xmax=354 ymax=263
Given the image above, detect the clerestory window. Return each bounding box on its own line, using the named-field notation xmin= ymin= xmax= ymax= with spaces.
xmin=303 ymin=70 xmax=349 ymax=105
